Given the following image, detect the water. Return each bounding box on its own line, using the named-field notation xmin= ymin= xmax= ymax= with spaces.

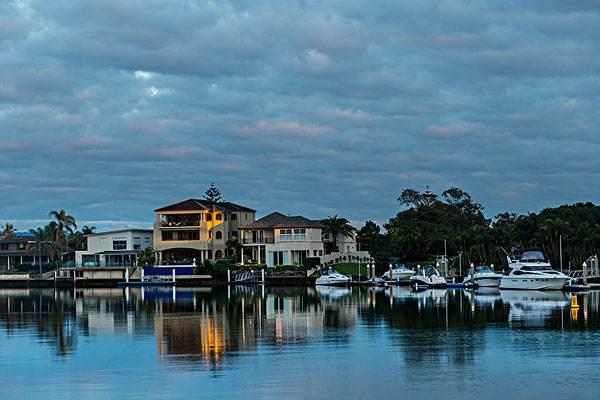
xmin=0 ymin=286 xmax=599 ymax=399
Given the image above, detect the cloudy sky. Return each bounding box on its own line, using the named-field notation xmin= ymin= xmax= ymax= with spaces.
xmin=1 ymin=0 xmax=600 ymax=231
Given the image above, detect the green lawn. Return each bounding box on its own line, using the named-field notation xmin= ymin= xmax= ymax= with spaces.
xmin=328 ymin=263 xmax=369 ymax=276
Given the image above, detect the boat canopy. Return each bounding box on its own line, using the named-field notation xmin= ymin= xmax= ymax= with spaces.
xmin=520 ymin=250 xmax=546 ymax=262
xmin=475 ymin=265 xmax=493 ymax=273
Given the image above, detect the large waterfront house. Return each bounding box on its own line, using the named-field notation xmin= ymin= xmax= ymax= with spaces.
xmin=240 ymin=212 xmax=355 ymax=267
xmin=74 ymin=229 xmax=154 ymax=267
xmin=153 ymin=199 xmax=256 ymax=264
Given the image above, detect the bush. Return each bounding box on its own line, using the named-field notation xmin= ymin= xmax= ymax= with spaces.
xmin=304 ymin=257 xmax=320 ymax=269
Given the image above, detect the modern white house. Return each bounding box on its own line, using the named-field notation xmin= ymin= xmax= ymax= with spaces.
xmin=75 ymin=229 xmax=154 ymax=267
xmin=241 ymin=212 xmax=326 ymax=267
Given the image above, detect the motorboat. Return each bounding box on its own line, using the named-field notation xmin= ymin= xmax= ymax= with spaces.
xmin=315 ymin=267 xmax=350 ymax=286
xmin=499 ymin=250 xmax=569 ymax=290
xmin=409 ymin=264 xmax=447 ymax=289
xmin=381 ymin=263 xmax=415 ymax=284
xmin=464 ymin=265 xmax=503 ymax=288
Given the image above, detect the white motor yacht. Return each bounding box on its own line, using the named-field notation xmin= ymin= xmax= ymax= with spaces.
xmin=315 ymin=267 xmax=351 ymax=286
xmin=409 ymin=265 xmax=447 ymax=289
xmin=464 ymin=265 xmax=503 ymax=288
xmin=382 ymin=263 xmax=416 ymax=284
xmin=499 ymin=250 xmax=569 ymax=290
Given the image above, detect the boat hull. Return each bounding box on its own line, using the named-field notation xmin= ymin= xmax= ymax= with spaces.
xmin=499 ymin=276 xmax=569 ymax=290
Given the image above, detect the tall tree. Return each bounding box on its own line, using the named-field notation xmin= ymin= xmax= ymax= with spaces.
xmin=49 ymin=209 xmax=77 ymax=262
xmin=203 ymin=182 xmax=223 ymax=203
xmin=321 ymin=215 xmax=354 ymax=253
xmin=29 ymin=227 xmax=58 ymax=276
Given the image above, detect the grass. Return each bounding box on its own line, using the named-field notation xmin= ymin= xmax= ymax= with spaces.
xmin=328 ymin=263 xmax=368 ymax=276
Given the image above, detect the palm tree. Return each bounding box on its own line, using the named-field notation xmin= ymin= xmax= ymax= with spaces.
xmin=81 ymin=225 xmax=96 ymax=235
xmin=226 ymin=237 xmax=242 ymax=262
xmin=1 ymin=223 xmax=16 ymax=239
xmin=321 ymin=215 xmax=354 ymax=254
xmin=49 ymin=209 xmax=77 ymax=262
xmin=137 ymin=247 xmax=155 ymax=267
xmin=30 ymin=227 xmax=59 ymax=277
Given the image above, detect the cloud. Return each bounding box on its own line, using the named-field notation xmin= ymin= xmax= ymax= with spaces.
xmin=1 ymin=0 xmax=600 ymax=231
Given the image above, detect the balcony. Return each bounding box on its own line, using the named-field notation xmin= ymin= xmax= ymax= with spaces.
xmin=242 ymin=238 xmax=275 ymax=244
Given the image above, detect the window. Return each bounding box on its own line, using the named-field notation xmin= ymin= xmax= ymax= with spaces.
xmin=18 ymin=243 xmax=25 ymax=250
xmin=280 ymin=229 xmax=292 ymax=241
xmin=215 ymin=231 xmax=223 ymax=240
xmin=0 ymin=244 xmax=8 ymax=251
xmin=293 ymin=228 xmax=306 ymax=240
xmin=144 ymin=237 xmax=150 ymax=243
xmin=231 ymin=213 xmax=237 ymax=221
xmin=216 ymin=214 xmax=223 ymax=221
xmin=215 ymin=250 xmax=223 ymax=259
xmin=113 ymin=237 xmax=127 ymax=250
xmin=313 ymin=250 xmax=318 ymax=257
xmin=162 ymin=231 xmax=174 ymax=241
xmin=133 ymin=237 xmax=141 ymax=250
xmin=206 ymin=213 xmax=212 ymax=221
xmin=208 ymin=231 xmax=212 ymax=239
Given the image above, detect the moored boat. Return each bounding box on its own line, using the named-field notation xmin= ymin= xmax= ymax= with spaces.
xmin=409 ymin=264 xmax=447 ymax=289
xmin=315 ymin=267 xmax=351 ymax=286
xmin=381 ymin=262 xmax=416 ymax=284
xmin=464 ymin=265 xmax=503 ymax=288
xmin=499 ymin=250 xmax=569 ymax=291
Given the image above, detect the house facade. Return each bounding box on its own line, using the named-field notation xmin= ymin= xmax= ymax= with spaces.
xmin=153 ymin=199 xmax=256 ymax=264
xmin=0 ymin=234 xmax=38 ymax=271
xmin=241 ymin=212 xmax=326 ymax=267
xmin=75 ymin=229 xmax=154 ymax=267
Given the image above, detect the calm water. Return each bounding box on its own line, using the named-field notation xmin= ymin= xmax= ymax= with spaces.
xmin=1 ymin=286 xmax=599 ymax=399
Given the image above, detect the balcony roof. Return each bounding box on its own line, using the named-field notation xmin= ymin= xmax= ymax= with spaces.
xmin=154 ymin=199 xmax=255 ymax=213
xmin=243 ymin=212 xmax=324 ymax=229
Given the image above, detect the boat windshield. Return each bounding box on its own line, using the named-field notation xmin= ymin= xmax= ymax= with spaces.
xmin=475 ymin=265 xmax=492 ymax=273
xmin=393 ymin=263 xmax=410 ymax=271
xmin=520 ymin=251 xmax=546 ymax=262
xmin=421 ymin=265 xmax=439 ymax=276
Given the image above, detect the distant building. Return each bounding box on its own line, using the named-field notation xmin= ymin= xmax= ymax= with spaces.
xmin=75 ymin=229 xmax=153 ymax=267
xmin=153 ymin=199 xmax=256 ymax=264
xmin=241 ymin=212 xmax=326 ymax=267
xmin=0 ymin=234 xmax=37 ymax=271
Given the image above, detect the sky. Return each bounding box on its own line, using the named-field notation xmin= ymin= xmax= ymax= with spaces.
xmin=2 ymin=0 xmax=600 ymax=232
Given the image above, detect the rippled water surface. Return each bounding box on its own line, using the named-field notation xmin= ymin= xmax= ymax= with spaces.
xmin=1 ymin=286 xmax=599 ymax=399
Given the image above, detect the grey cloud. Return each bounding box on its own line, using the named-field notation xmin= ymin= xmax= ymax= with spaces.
xmin=2 ymin=0 xmax=600 ymax=231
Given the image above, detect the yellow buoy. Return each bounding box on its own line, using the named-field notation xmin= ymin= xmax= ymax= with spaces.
xmin=571 ymin=296 xmax=580 ymax=309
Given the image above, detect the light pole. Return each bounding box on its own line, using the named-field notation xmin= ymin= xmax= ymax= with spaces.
xmin=559 ymin=235 xmax=563 ymax=273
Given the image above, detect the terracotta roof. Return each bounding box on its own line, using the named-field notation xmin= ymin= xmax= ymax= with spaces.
xmin=243 ymin=212 xmax=324 ymax=229
xmin=154 ymin=199 xmax=255 ymax=213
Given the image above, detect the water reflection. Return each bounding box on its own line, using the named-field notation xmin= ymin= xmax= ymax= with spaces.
xmin=0 ymin=287 xmax=599 ymax=367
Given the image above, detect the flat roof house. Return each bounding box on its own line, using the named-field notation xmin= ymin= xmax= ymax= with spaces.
xmin=241 ymin=212 xmax=325 ymax=267
xmin=75 ymin=229 xmax=153 ymax=267
xmin=153 ymin=199 xmax=256 ymax=264
xmin=0 ymin=234 xmax=39 ymax=271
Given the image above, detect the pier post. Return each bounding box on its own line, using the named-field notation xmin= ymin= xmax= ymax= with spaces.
xmin=389 ymin=264 xmax=393 ymax=282
xmin=125 ymin=268 xmax=129 ymax=283
xmin=172 ymin=268 xmax=176 ymax=283
xmin=141 ymin=268 xmax=145 ymax=283
xmin=583 ymin=262 xmax=588 ymax=286
xmin=261 ymin=268 xmax=265 ymax=283
xmin=227 ymin=269 xmax=231 ymax=284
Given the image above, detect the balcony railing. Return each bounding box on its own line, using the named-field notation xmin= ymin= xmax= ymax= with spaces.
xmin=242 ymin=238 xmax=275 ymax=244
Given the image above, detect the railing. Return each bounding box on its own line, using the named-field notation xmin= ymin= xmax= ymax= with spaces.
xmin=242 ymin=238 xmax=275 ymax=244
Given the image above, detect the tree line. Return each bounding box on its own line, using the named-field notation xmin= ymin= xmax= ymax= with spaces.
xmin=357 ymin=187 xmax=600 ymax=273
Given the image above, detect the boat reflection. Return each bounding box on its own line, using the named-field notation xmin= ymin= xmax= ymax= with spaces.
xmin=501 ymin=290 xmax=570 ymax=328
